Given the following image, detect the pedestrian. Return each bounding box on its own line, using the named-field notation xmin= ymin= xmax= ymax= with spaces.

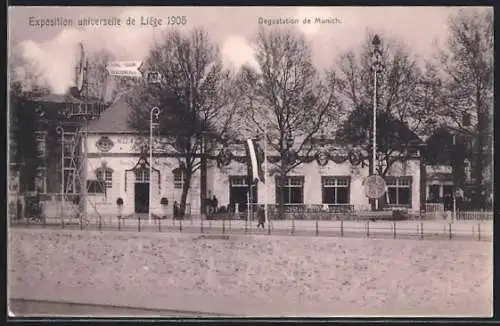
xmin=17 ymin=199 xmax=23 ymax=219
xmin=173 ymin=201 xmax=179 ymax=220
xmin=212 ymin=195 xmax=218 ymax=212
xmin=257 ymin=205 xmax=265 ymax=229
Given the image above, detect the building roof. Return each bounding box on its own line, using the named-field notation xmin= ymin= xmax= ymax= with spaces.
xmin=33 ymin=93 xmax=84 ymax=104
xmin=427 ymin=172 xmax=454 ymax=183
xmin=87 ymin=93 xmax=134 ymax=133
xmin=33 ymin=93 xmax=106 ymax=105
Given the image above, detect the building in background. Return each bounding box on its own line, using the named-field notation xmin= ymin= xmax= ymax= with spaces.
xmin=423 ymin=123 xmax=493 ymax=211
xmin=82 ymin=93 xmax=424 ymax=217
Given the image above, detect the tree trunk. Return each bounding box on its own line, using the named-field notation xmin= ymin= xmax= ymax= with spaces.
xmin=179 ymin=171 xmax=192 ymax=217
xmin=473 ymin=90 xmax=486 ymax=209
xmin=473 ymin=122 xmax=485 ymax=210
xmin=419 ymin=157 xmax=427 ymax=212
xmin=368 ymin=156 xmax=375 ymax=211
xmin=278 ymin=172 xmax=285 ymax=220
xmin=200 ymin=148 xmax=207 ymax=218
xmin=277 ymin=160 xmax=287 ymax=220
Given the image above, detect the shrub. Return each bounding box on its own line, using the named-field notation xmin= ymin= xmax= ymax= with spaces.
xmin=160 ymin=197 xmax=169 ymax=205
xmin=116 ymin=197 xmax=124 ymax=206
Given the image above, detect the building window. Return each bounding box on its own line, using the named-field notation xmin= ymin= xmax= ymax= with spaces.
xmin=229 ymin=176 xmax=257 ymax=211
xmin=230 ymin=176 xmax=248 ymax=187
xmin=96 ymin=168 xmax=113 ymax=188
xmin=31 ymin=167 xmax=47 ymax=193
xmin=276 ymin=176 xmax=304 ymax=204
xmin=386 ymin=177 xmax=412 ymax=207
xmin=322 ymin=176 xmax=350 ymax=204
xmin=87 ymin=180 xmax=105 ymax=194
xmin=173 ymin=168 xmax=185 ymax=189
xmin=428 ymin=184 xmax=440 ymax=202
xmin=135 ymin=168 xmax=150 ymax=183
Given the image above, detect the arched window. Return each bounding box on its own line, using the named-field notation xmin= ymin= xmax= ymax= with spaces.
xmin=135 ymin=168 xmax=150 ymax=183
xmin=173 ymin=167 xmax=185 ymax=189
xmin=96 ymin=167 xmax=113 ymax=188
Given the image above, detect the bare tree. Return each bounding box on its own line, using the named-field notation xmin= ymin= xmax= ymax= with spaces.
xmin=127 ymin=28 xmax=240 ymax=216
xmin=8 ymin=52 xmax=50 ymax=192
xmin=238 ymin=28 xmax=339 ymax=217
xmin=333 ymin=32 xmax=437 ymax=208
xmin=85 ymin=49 xmax=115 ymax=103
xmin=436 ymin=9 xmax=493 ymax=208
xmin=9 ymin=47 xmax=51 ymax=96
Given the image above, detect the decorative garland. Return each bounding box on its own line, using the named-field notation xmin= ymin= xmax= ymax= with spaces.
xmin=348 ymin=151 xmax=363 ymax=166
xmin=214 ymin=149 xmax=367 ymax=168
xmin=331 ymin=153 xmax=348 ymax=164
xmin=316 ymin=151 xmax=329 ymax=166
xmin=217 ymin=147 xmax=233 ymax=167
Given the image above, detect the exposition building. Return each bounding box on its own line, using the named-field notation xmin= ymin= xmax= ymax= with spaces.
xmin=82 ymin=93 xmax=424 ymax=218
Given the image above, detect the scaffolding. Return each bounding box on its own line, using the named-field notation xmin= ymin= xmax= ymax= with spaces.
xmin=57 ymin=53 xmax=160 ymax=225
xmin=58 ymin=52 xmax=107 ymax=226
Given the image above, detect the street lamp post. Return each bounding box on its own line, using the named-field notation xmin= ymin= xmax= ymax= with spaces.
xmin=150 ymin=107 xmax=160 ymax=225
xmin=263 ymin=132 xmax=268 ymax=226
xmin=372 ymin=35 xmax=383 ymax=210
xmin=201 ymin=132 xmax=207 ymax=220
xmin=56 ymin=126 xmax=65 ymax=226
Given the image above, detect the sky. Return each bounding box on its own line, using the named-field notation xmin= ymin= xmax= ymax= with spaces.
xmin=8 ymin=6 xmax=491 ymax=95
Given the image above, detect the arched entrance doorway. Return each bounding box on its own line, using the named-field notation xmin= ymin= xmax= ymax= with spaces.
xmin=124 ymin=155 xmax=161 ymax=214
xmin=134 ymin=168 xmax=149 ymax=213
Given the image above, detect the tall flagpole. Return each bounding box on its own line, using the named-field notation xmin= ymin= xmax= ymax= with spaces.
xmin=149 ymin=107 xmax=160 ymax=225
xmin=372 ymin=35 xmax=381 ymax=211
xmin=247 ymin=187 xmax=251 ymax=224
xmin=263 ymin=132 xmax=268 ymax=225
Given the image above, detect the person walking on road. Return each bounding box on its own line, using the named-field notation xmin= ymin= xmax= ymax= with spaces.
xmin=256 ymin=205 xmax=265 ymax=229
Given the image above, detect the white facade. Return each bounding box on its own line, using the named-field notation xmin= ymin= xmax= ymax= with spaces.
xmin=85 ymin=133 xmax=422 ymax=216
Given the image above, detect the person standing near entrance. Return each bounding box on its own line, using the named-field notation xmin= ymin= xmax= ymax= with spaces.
xmin=256 ymin=205 xmax=265 ymax=229
xmin=173 ymin=201 xmax=179 ymax=220
xmin=212 ymin=195 xmax=218 ymax=213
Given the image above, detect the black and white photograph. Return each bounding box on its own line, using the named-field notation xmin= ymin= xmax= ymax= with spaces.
xmin=7 ymin=6 xmax=493 ymax=318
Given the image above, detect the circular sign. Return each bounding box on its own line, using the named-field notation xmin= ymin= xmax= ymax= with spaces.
xmin=364 ymin=175 xmax=387 ymax=199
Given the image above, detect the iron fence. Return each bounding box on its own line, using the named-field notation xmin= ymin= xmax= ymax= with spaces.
xmin=10 ymin=211 xmax=492 ymax=242
xmin=9 ymin=194 xmax=493 ymax=240
xmin=7 ymin=192 xmax=194 ymax=226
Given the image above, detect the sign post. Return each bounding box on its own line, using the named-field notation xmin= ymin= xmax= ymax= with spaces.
xmin=106 ymin=61 xmax=143 ymax=78
xmin=364 ymin=175 xmax=387 ymax=207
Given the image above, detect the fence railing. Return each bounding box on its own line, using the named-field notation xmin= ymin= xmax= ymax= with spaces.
xmin=8 ymin=194 xmax=493 ymax=226
xmin=425 ymin=203 xmax=444 ymax=213
xmin=457 ymin=210 xmax=494 ymax=221
xmin=7 ymin=192 xmax=193 ymax=225
xmin=10 ymin=214 xmax=492 ymax=242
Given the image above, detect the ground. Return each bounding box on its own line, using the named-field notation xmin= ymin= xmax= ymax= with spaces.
xmin=8 ymin=228 xmax=492 ymax=317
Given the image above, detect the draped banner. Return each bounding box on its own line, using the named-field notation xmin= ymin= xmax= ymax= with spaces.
xmin=245 ymin=139 xmax=265 ymax=184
